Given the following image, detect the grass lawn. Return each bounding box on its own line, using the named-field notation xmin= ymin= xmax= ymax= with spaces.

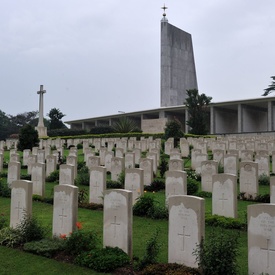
xmin=0 ymin=148 xmax=271 ymax=274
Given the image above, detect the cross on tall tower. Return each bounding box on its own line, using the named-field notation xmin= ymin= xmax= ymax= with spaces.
xmin=161 ymin=4 xmax=168 ymax=18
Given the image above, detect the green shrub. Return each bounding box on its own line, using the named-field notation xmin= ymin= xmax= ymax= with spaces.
xmin=106 ymin=180 xmax=123 ymax=189
xmin=193 ymin=228 xmax=240 ymax=275
xmin=16 ymin=214 xmax=48 ymax=244
xmin=23 ymin=238 xmax=66 ymax=258
xmin=0 ymin=214 xmax=7 ymax=230
xmin=158 ymin=158 xmax=168 ymax=178
xmin=65 ymin=227 xmax=98 ymax=257
xmin=148 ymin=204 xmax=168 ymax=220
xmin=77 ymin=143 xmax=83 ymax=149
xmin=187 ymin=178 xmax=199 ymax=195
xmin=75 ymin=166 xmax=89 ymax=186
xmin=258 ymin=173 xmax=270 ymax=185
xmin=196 ymin=191 xmax=212 ymax=198
xmin=144 ymin=178 xmax=165 ymax=192
xmin=117 ymin=170 xmax=125 ymax=187
xmin=46 ymin=170 xmax=59 ymax=182
xmin=0 ymin=227 xmax=22 ymax=247
xmin=75 ymin=246 xmax=130 ymax=272
xmin=133 ymin=194 xmax=155 ymax=217
xmin=205 ymin=215 xmax=245 ymax=230
xmin=218 ymin=162 xmax=224 ymax=173
xmin=0 ymin=180 xmax=11 ymax=198
xmin=78 ymin=188 xmax=88 ymax=204
xmin=138 ymin=228 xmax=161 ymax=270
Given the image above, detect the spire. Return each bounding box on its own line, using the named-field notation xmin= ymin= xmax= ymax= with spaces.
xmin=161 ymin=4 xmax=168 ymax=22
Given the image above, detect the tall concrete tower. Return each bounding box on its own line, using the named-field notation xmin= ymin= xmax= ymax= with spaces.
xmin=160 ymin=10 xmax=198 ymax=107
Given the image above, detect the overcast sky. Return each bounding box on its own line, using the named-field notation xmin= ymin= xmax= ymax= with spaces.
xmin=0 ymin=0 xmax=274 ymax=123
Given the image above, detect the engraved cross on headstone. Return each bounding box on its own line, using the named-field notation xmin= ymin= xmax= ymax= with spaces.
xmin=261 ymin=238 xmax=275 ymax=269
xmin=178 ymin=226 xmax=190 ymax=251
xmin=111 ymin=216 xmax=120 ymax=238
xmin=15 ymin=201 xmax=23 ymax=220
xmin=59 ymin=208 xmax=67 ymax=228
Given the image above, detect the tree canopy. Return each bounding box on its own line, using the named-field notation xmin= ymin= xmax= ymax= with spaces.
xmin=262 ymin=76 xmax=275 ymax=96
xmin=17 ymin=124 xmax=39 ymax=151
xmin=47 ymin=108 xmax=67 ymax=130
xmin=185 ymin=89 xmax=212 ymax=135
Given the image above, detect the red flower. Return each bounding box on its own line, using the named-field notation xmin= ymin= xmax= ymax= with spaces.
xmin=60 ymin=234 xmax=67 ymax=239
xmin=76 ymin=221 xmax=83 ymax=230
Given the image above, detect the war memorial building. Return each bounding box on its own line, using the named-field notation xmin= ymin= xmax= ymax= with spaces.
xmin=65 ymin=11 xmax=275 ymax=135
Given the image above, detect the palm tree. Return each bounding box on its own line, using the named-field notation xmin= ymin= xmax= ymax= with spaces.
xmin=112 ymin=117 xmax=140 ymax=133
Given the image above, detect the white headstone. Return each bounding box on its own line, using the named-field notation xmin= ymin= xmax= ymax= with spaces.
xmin=248 ymin=204 xmax=275 ymax=275
xmin=10 ymin=180 xmax=33 ymax=228
xmin=103 ymin=189 xmax=133 ymax=258
xmin=89 ymin=166 xmax=106 ymax=204
xmin=168 ymin=195 xmax=205 ymax=268
xmin=52 ymin=184 xmax=78 ymax=237
xmin=212 ymin=174 xmax=237 ymax=218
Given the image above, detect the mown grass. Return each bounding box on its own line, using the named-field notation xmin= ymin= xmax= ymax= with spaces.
xmin=0 ymin=147 xmax=272 ymax=274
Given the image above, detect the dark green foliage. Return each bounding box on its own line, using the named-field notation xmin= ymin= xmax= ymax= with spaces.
xmin=193 ymin=228 xmax=240 ymax=275
xmin=0 ymin=227 xmax=22 ymax=247
xmin=239 ymin=192 xmax=270 ymax=203
xmin=258 ymin=174 xmax=270 ymax=185
xmin=90 ymin=126 xmax=114 ymax=134
xmin=23 ymin=238 xmax=66 ymax=258
xmin=106 ymin=180 xmax=123 ymax=189
xmin=0 ymin=214 xmax=7 ymax=230
xmin=133 ymin=194 xmax=155 ymax=217
xmin=47 ymin=129 xmax=87 ymax=137
xmin=187 ymin=178 xmax=199 ymax=195
xmin=117 ymin=170 xmax=125 ymax=186
xmin=45 ymin=170 xmax=59 ymax=182
xmin=47 ymin=108 xmax=67 ymax=130
xmin=144 ymin=178 xmax=165 ymax=192
xmin=65 ymin=230 xmax=98 ymax=257
xmin=75 ymin=166 xmax=89 ymax=186
xmin=133 ymin=194 xmax=168 ymax=220
xmin=16 ymin=215 xmax=48 ymax=244
xmin=78 ymin=189 xmax=88 ymax=204
xmin=0 ymin=180 xmax=11 ymax=198
xmin=138 ymin=228 xmax=161 ymax=270
xmin=75 ymin=246 xmax=130 ymax=272
xmin=147 ymin=204 xmax=168 ymax=220
xmin=196 ymin=191 xmax=212 ymax=198
xmin=163 ymin=120 xmax=184 ymax=140
xmin=185 ymin=89 xmax=212 ymax=135
xmin=262 ymin=76 xmax=275 ymax=96
xmin=158 ymin=158 xmax=168 ymax=178
xmin=78 ymin=202 xmax=103 ymax=210
xmin=218 ymin=162 xmax=224 ymax=173
xmin=112 ymin=117 xmax=140 ymax=133
xmin=76 ymin=143 xmax=83 ymax=149
xmin=0 ymin=110 xmax=16 ymax=140
xmin=17 ymin=124 xmax=39 ymax=151
xmin=205 ymin=215 xmax=245 ymax=230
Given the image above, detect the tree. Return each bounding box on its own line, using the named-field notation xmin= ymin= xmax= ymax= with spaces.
xmin=9 ymin=111 xmax=39 ymax=128
xmin=17 ymin=124 xmax=39 ymax=151
xmin=163 ymin=119 xmax=184 ymax=141
xmin=185 ymin=89 xmax=212 ymax=135
xmin=262 ymin=76 xmax=275 ymax=96
xmin=0 ymin=110 xmax=14 ymax=140
xmin=47 ymin=108 xmax=67 ymax=130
